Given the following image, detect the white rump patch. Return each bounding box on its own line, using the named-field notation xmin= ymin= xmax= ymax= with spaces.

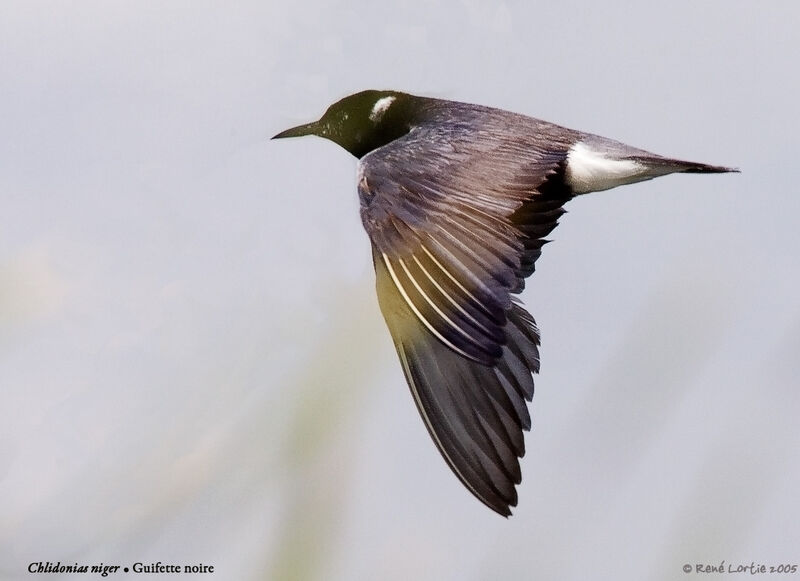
xmin=369 ymin=96 xmax=396 ymax=122
xmin=565 ymin=141 xmax=648 ymax=194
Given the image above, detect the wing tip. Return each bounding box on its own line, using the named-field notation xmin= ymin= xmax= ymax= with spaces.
xmin=486 ymin=496 xmax=516 ymax=517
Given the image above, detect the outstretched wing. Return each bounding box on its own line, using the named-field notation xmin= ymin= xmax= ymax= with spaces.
xmin=360 ymin=118 xmax=574 ymax=515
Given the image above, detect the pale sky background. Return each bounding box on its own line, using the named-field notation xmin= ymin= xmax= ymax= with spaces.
xmin=1 ymin=2 xmax=798 ymax=580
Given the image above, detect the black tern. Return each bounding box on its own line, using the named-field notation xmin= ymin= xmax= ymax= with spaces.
xmin=273 ymin=90 xmax=737 ymax=516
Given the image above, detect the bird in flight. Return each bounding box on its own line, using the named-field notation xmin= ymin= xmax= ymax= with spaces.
xmin=273 ymin=90 xmax=737 ymax=516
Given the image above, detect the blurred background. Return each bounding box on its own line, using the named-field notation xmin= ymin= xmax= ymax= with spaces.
xmin=1 ymin=1 xmax=798 ymax=579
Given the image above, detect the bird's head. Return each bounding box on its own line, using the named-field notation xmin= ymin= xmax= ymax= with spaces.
xmin=273 ymin=90 xmax=415 ymax=158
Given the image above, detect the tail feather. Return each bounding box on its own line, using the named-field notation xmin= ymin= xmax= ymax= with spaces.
xmin=628 ymin=156 xmax=739 ymax=174
xmin=566 ymin=136 xmax=739 ymax=194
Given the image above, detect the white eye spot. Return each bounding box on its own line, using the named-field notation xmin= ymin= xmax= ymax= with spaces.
xmin=369 ymin=96 xmax=396 ymax=122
